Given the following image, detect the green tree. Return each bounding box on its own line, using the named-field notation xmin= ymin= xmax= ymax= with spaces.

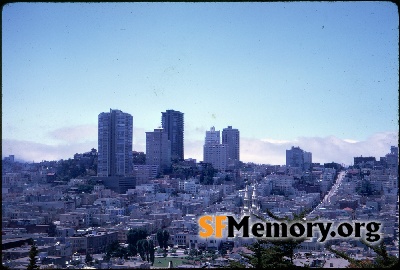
xmin=55 ymin=158 xmax=88 ymax=182
xmin=189 ymin=249 xmax=197 ymax=256
xmin=247 ymin=241 xmax=264 ymax=268
xmin=27 ymin=244 xmax=39 ymax=270
xmin=148 ymin=240 xmax=155 ymax=265
xmin=327 ymin=240 xmax=398 ymax=268
xmin=356 ymin=179 xmax=377 ymax=195
xmin=157 ymin=229 xmax=170 ymax=250
xmin=239 ymin=209 xmax=310 ymax=268
xmin=200 ymin=163 xmax=217 ymax=185
xmin=220 ymin=248 xmax=227 ymax=256
xmin=163 ymin=230 xmax=170 ymax=249
xmin=264 ymin=209 xmax=308 ymax=263
xmin=227 ymin=260 xmax=246 ymax=268
xmin=135 ymin=239 xmax=152 ymax=262
xmin=132 ymin=151 xmax=146 ymax=165
xmin=85 ymin=253 xmax=93 ymax=265
xmin=137 ymin=239 xmax=146 ymax=261
xmin=77 ymin=184 xmax=94 ymax=194
xmin=242 ymin=241 xmax=295 ymax=268
xmin=156 ymin=230 xmax=162 ymax=248
xmin=105 ymin=241 xmax=129 ymax=260
xmin=127 ymin=228 xmax=148 ymax=256
xmin=143 ymin=240 xmax=149 ymax=262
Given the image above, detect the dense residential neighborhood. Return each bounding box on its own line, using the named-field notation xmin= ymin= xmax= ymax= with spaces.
xmin=2 ymin=143 xmax=398 ymax=268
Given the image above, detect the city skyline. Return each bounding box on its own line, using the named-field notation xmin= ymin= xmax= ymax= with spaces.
xmin=2 ymin=2 xmax=399 ymax=165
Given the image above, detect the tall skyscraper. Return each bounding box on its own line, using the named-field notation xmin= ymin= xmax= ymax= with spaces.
xmin=203 ymin=127 xmax=228 ymax=171
xmin=98 ymin=109 xmax=133 ymax=177
xmin=146 ymin=128 xmax=171 ymax=172
xmin=161 ymin=110 xmax=184 ymax=161
xmin=222 ymin=126 xmax=240 ymax=163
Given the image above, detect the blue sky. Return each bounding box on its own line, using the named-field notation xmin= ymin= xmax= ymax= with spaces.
xmin=2 ymin=2 xmax=398 ymax=165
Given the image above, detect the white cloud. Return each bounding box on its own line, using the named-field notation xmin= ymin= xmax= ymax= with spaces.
xmin=2 ymin=139 xmax=97 ymax=162
xmin=184 ymin=139 xmax=204 ymax=162
xmin=184 ymin=131 xmax=398 ymax=166
xmin=260 ymin=138 xmax=292 ymax=144
xmin=2 ymin=130 xmax=398 ymax=166
xmin=240 ymin=132 xmax=398 ymax=165
xmin=48 ymin=124 xmax=97 ymax=143
xmin=343 ymin=139 xmax=358 ymax=143
xmin=133 ymin=127 xmax=146 ymax=152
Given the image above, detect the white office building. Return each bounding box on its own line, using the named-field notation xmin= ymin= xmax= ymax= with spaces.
xmin=203 ymin=127 xmax=229 ymax=171
xmin=146 ymin=128 xmax=171 ymax=172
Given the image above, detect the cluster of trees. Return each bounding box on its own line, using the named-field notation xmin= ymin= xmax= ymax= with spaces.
xmin=234 ymin=210 xmax=307 ymax=268
xmin=132 ymin=151 xmax=146 ymax=165
xmin=104 ymin=241 xmax=130 ymax=261
xmin=327 ymin=241 xmax=398 ymax=268
xmin=103 ymin=228 xmax=170 ymax=265
xmin=49 ymin=148 xmax=231 ymax=183
xmin=199 ymin=163 xmax=218 ymax=185
xmin=171 ymin=165 xmax=196 ymax=179
xmin=156 ymin=229 xmax=170 ymax=250
xmin=126 ymin=228 xmax=149 ymax=256
xmin=137 ymin=239 xmax=155 ymax=263
xmin=169 ymin=160 xmax=223 ymax=183
xmin=356 ymin=179 xmax=381 ymax=196
xmin=54 ymin=149 xmax=98 ymax=182
xmin=27 ymin=244 xmax=39 ymax=270
xmin=186 ymin=249 xmax=218 ymax=262
xmin=85 ymin=253 xmax=93 ymax=265
xmin=11 ymin=224 xmax=399 ymax=270
xmin=56 ymin=159 xmax=87 ymax=181
xmin=235 ymin=239 xmax=304 ymax=268
xmin=164 ymin=162 xmax=218 ymax=184
xmin=228 ymin=209 xmax=398 ymax=268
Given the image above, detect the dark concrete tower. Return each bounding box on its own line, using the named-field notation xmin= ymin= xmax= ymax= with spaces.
xmin=161 ymin=110 xmax=184 ymax=161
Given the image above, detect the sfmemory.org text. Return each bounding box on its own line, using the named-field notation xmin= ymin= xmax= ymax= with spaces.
xmin=198 ymin=215 xmax=381 ymax=244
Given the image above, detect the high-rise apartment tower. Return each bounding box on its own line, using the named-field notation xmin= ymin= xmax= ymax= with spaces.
xmin=203 ymin=127 xmax=229 ymax=171
xmin=98 ymin=109 xmax=133 ymax=177
xmin=205 ymin=126 xmax=220 ymax=145
xmin=146 ymin=128 xmax=171 ymax=172
xmin=161 ymin=110 xmax=184 ymax=161
xmin=222 ymin=126 xmax=240 ymax=163
xmin=286 ymin=146 xmax=312 ymax=171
